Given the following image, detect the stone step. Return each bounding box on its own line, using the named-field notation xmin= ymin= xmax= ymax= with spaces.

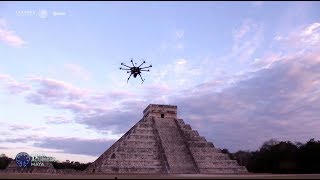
xmin=120 ymin=141 xmax=157 ymax=147
xmin=193 ymin=154 xmax=230 ymax=161
xmin=189 ymin=147 xmax=222 ymax=153
xmin=169 ymin=166 xmax=197 ymax=174
xmin=113 ymin=153 xmax=160 ymax=160
xmin=99 ymin=167 xmax=163 ymax=173
xmin=137 ymin=122 xmax=153 ymax=128
xmin=124 ymin=138 xmax=157 ymax=143
xmin=132 ymin=129 xmax=154 ymax=134
xmin=135 ymin=126 xmax=153 ymax=130
xmin=127 ymin=134 xmax=156 ymax=141
xmin=196 ymin=159 xmax=238 ymax=163
xmin=186 ymin=136 xmax=207 ymax=142
xmin=196 ymin=161 xmax=241 ymax=168
xmin=188 ymin=141 xmax=214 ymax=148
xmin=199 ymin=166 xmax=248 ymax=173
xmin=153 ymin=117 xmax=198 ymax=174
xmin=102 ymin=159 xmax=162 ymax=167
xmin=181 ymin=130 xmax=200 ymax=137
xmin=116 ymin=147 xmax=158 ymax=154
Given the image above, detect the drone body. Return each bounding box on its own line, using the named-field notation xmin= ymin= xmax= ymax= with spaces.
xmin=119 ymin=59 xmax=152 ymax=84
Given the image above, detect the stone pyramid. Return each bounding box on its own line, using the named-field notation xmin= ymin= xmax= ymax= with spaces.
xmin=85 ymin=104 xmax=247 ymax=174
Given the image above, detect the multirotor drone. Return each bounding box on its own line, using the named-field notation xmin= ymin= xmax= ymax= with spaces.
xmin=119 ymin=59 xmax=152 ymax=84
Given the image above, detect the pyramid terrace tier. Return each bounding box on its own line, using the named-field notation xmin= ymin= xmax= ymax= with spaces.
xmin=85 ymin=104 xmax=248 ymax=174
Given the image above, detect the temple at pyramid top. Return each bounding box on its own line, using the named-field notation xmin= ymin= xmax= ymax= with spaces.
xmin=86 ymin=104 xmax=247 ymax=174
xmin=143 ymin=104 xmax=177 ymax=118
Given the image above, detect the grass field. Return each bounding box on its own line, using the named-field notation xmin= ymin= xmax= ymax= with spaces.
xmin=1 ymin=173 xmax=320 ymax=179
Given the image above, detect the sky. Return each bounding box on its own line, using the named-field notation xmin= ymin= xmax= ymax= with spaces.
xmin=0 ymin=1 xmax=320 ymax=163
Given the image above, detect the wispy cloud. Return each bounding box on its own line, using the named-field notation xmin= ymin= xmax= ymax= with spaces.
xmin=0 ymin=18 xmax=26 ymax=47
xmin=34 ymin=137 xmax=115 ymax=156
xmin=0 ymin=73 xmax=31 ymax=94
xmin=169 ymin=22 xmax=320 ymax=152
xmin=64 ymin=63 xmax=91 ymax=81
xmin=175 ymin=29 xmax=184 ymax=39
xmin=274 ymin=22 xmax=320 ymax=53
xmin=226 ymin=19 xmax=264 ymax=63
xmin=45 ymin=115 xmax=72 ymax=124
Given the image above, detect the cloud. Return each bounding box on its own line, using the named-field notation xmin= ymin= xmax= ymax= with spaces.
xmin=159 ymin=29 xmax=185 ymax=51
xmin=0 ymin=18 xmax=7 ymax=27
xmin=175 ymin=30 xmax=184 ymax=39
xmin=45 ymin=115 xmax=72 ymax=124
xmin=0 ymin=73 xmax=32 ymax=94
xmin=6 ymin=81 xmax=32 ymax=94
xmin=76 ymin=105 xmax=142 ymax=134
xmin=64 ymin=63 xmax=91 ymax=81
xmin=254 ymin=22 xmax=320 ymax=69
xmin=34 ymin=137 xmax=115 ymax=156
xmin=170 ymin=49 xmax=320 ymax=153
xmin=273 ymin=22 xmax=320 ymax=53
xmin=160 ymin=21 xmax=320 ymax=152
xmin=150 ymin=58 xmax=204 ymax=89
xmin=0 ymin=18 xmax=26 ymax=47
xmin=221 ymin=19 xmax=264 ymax=63
xmin=8 ymin=124 xmax=33 ymax=131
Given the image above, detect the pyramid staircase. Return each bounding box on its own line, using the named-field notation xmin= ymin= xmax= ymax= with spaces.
xmin=85 ymin=104 xmax=247 ymax=174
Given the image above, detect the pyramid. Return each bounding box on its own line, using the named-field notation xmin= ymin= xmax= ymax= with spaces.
xmin=85 ymin=104 xmax=247 ymax=174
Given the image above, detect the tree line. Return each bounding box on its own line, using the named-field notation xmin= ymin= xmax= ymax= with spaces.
xmin=221 ymin=138 xmax=320 ymax=173
xmin=1 ymin=138 xmax=320 ymax=173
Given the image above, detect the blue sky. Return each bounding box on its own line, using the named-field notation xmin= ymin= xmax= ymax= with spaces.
xmin=1 ymin=1 xmax=320 ymax=163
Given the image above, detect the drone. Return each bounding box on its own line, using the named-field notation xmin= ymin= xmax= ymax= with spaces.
xmin=119 ymin=59 xmax=152 ymax=84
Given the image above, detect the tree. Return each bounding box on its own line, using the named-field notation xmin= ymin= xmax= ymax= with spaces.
xmin=297 ymin=138 xmax=320 ymax=173
xmin=0 ymin=154 xmax=13 ymax=169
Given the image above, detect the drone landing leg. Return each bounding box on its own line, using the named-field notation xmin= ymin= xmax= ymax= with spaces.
xmin=138 ymin=74 xmax=145 ymax=84
xmin=127 ymin=73 xmax=133 ymax=83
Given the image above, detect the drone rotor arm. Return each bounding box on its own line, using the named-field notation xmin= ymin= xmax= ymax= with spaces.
xmin=140 ymin=66 xmax=152 ymax=69
xmin=138 ymin=61 xmax=146 ymax=67
xmin=121 ymin=64 xmax=131 ymax=68
xmin=131 ymin=59 xmax=135 ymax=67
